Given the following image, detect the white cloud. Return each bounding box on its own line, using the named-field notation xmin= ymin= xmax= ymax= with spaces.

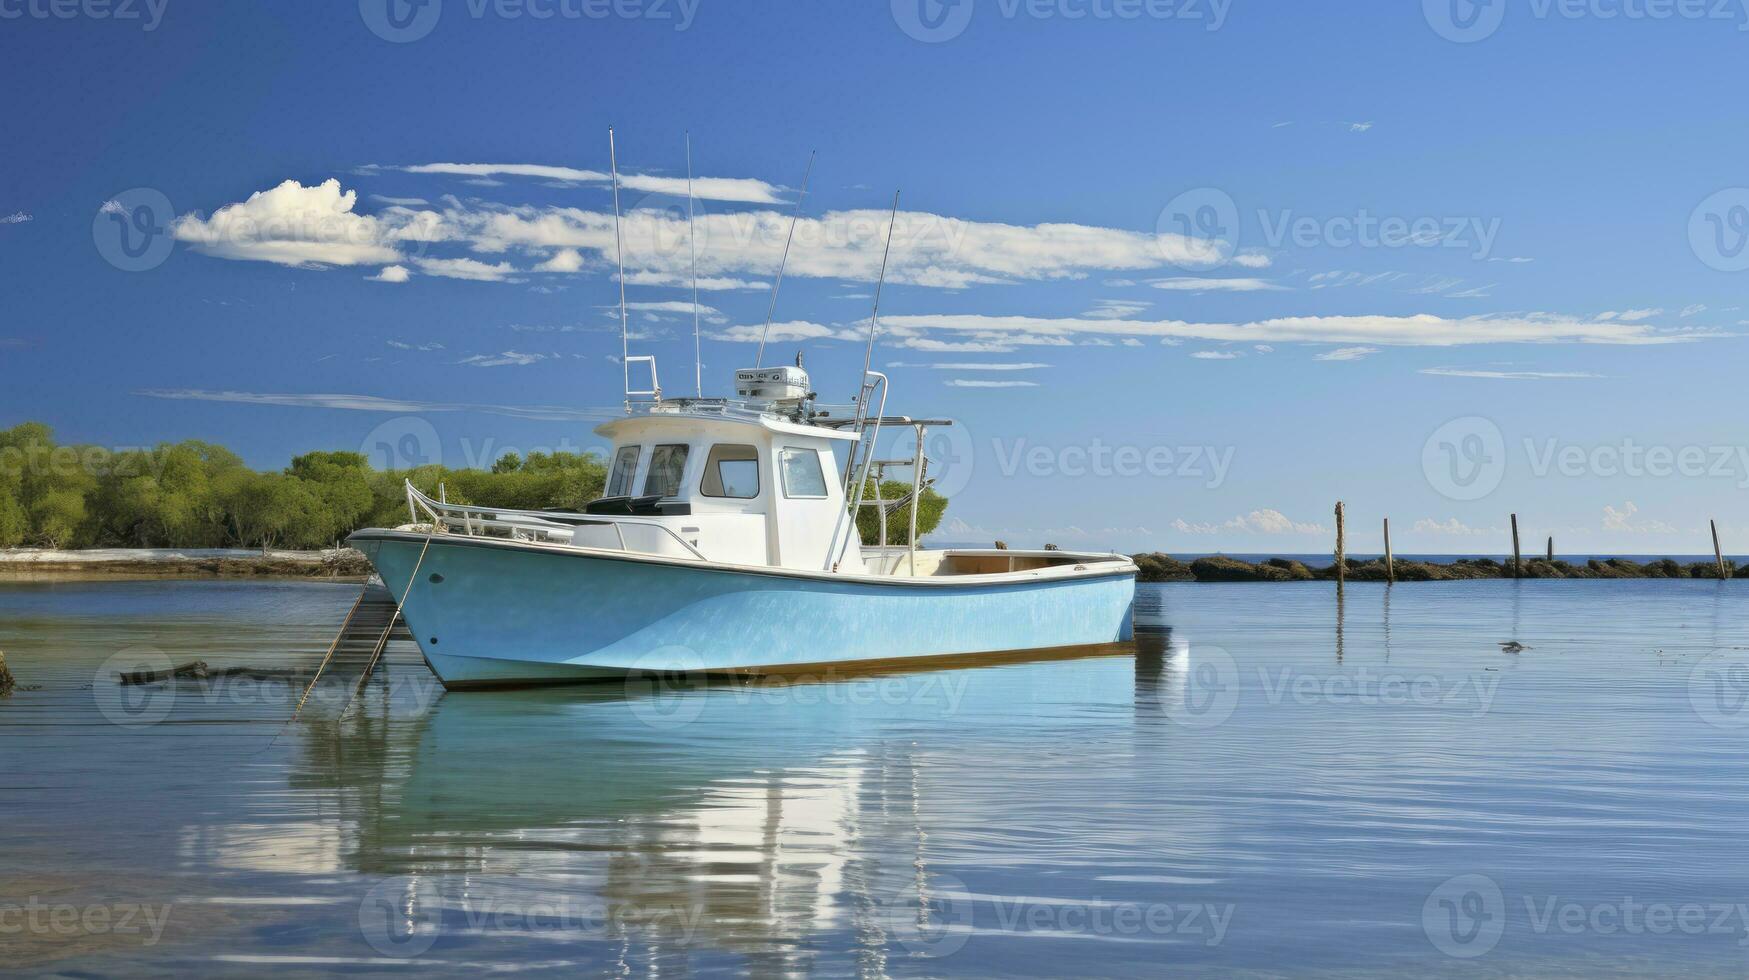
xmin=1190 ymin=350 xmax=1242 ymax=360
xmin=1602 ymin=501 xmax=1677 ymax=534
xmin=1347 ymin=121 xmax=1374 ymax=132
xmin=134 ymin=388 xmax=619 ymax=421
xmin=1419 ymin=367 xmax=1601 ymax=380
xmin=1598 ymin=308 xmax=1662 ymax=322
xmin=707 ymin=320 xmax=861 ymax=343
xmin=879 ymin=311 xmax=1718 ymax=348
xmin=1253 ymin=344 xmax=1274 ymax=353
xmin=534 ymin=248 xmax=585 ymax=273
xmin=1172 ymin=509 xmax=1327 ymax=535
xmin=944 ymin=379 xmax=1039 ymax=388
xmin=886 ymin=361 xmax=1049 ymax=371
xmin=387 ymin=339 xmax=443 ymax=351
xmin=622 ymin=270 xmax=766 ymax=291
xmin=367 ymin=264 xmax=410 ymax=283
xmin=1231 ymin=251 xmax=1272 ymax=269
xmin=1314 ymin=346 xmax=1379 ymax=361
xmin=1147 ymin=277 xmax=1284 ymax=292
xmin=1083 ymin=299 xmax=1151 ymax=320
xmin=173 ymin=179 xmax=413 ymax=267
xmin=1445 ymin=283 xmax=1496 ymax=299
xmin=371 ymin=195 xmax=428 ymax=206
xmin=459 ymin=350 xmax=552 ymax=367
xmin=415 ymin=256 xmax=519 ymax=282
xmin=1681 ymin=303 xmax=1707 ymax=317
xmin=0 ymin=211 xmax=30 ymax=225
xmin=398 ymin=163 xmax=786 ymax=204
xmin=1412 ymin=518 xmax=1501 ymax=536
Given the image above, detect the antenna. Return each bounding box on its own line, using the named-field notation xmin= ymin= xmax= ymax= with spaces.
xmin=686 ymin=131 xmax=702 ymax=398
xmin=862 ymin=190 xmax=900 ymax=382
xmin=609 ymin=127 xmax=630 ymax=413
xmin=755 ymin=149 xmax=816 ymax=368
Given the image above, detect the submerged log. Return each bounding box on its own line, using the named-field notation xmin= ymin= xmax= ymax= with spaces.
xmin=118 ymin=661 xmax=209 ymax=685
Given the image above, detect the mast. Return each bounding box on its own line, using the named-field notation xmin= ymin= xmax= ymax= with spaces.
xmin=755 ymin=149 xmax=816 ymax=368
xmin=609 ymin=127 xmax=630 ymax=413
xmin=687 ymin=131 xmax=702 ymax=398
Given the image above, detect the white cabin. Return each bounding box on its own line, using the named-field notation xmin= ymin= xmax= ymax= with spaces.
xmin=581 ymin=404 xmax=869 ymax=573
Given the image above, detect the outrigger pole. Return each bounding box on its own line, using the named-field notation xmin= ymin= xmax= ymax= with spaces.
xmin=609 ymin=127 xmax=631 ymax=413
xmin=755 ymin=149 xmax=816 ymax=368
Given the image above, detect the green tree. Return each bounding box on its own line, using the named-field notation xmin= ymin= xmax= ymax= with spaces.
xmin=854 ymin=479 xmax=948 ymax=546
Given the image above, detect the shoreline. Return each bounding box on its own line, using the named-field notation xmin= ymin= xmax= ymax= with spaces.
xmin=1133 ymin=553 xmax=1744 ymax=583
xmin=0 ymin=548 xmax=373 ymax=581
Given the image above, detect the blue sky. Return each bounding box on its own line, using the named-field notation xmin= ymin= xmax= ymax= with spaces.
xmin=4 ymin=1 xmax=1749 ymax=554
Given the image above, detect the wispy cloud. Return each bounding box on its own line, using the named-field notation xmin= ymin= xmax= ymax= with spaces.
xmin=1190 ymin=350 xmax=1242 ymax=360
xmin=387 ymin=339 xmax=444 ymax=351
xmin=1602 ymin=501 xmax=1677 ymax=535
xmin=1171 ymin=509 xmax=1327 ymax=535
xmin=1598 ymin=308 xmax=1662 ymax=322
xmin=0 ymin=211 xmax=31 ymax=225
xmin=1083 ymin=299 xmax=1151 ymax=320
xmin=1148 ymin=276 xmax=1284 ymax=293
xmin=1419 ymin=367 xmax=1602 ymax=380
xmin=1413 ymin=518 xmax=1502 ymax=536
xmin=458 ymin=350 xmax=552 ymax=367
xmin=887 ymin=361 xmax=1050 ymax=371
xmin=395 ymin=163 xmax=786 ymax=204
xmin=1314 ymin=346 xmax=1379 ymax=361
xmin=134 ymin=388 xmax=619 ymax=422
xmin=879 ymin=311 xmax=1719 ymax=349
xmin=944 ymin=379 xmax=1040 ymax=388
xmin=415 ymin=256 xmax=519 ymax=282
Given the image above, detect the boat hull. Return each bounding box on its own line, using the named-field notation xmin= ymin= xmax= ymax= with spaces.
xmin=348 ymin=532 xmax=1136 ymax=689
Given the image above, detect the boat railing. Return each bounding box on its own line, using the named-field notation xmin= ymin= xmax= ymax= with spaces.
xmin=402 ymin=481 xmax=708 ymax=561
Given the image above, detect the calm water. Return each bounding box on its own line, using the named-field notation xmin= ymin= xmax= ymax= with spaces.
xmin=4 ymin=579 xmax=1749 ymax=976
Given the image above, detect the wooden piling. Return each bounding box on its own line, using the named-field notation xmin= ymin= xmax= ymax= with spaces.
xmin=1547 ymin=536 xmax=1554 ymax=562
xmin=1510 ymin=513 xmax=1521 ymax=579
xmin=1334 ymin=501 xmax=1346 ymax=588
xmin=0 ymin=649 xmax=14 ymax=696
xmin=1713 ymin=520 xmax=1727 ymax=580
xmin=1383 ymin=517 xmax=1395 ymax=585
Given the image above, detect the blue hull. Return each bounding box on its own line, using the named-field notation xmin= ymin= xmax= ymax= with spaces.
xmin=350 ymin=532 xmax=1136 ymax=688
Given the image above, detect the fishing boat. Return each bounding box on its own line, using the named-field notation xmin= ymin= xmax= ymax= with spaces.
xmin=345 ymin=132 xmax=1136 ymax=689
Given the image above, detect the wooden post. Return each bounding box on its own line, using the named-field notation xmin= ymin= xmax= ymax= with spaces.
xmin=1383 ymin=517 xmax=1395 ymax=585
xmin=1547 ymin=536 xmax=1554 ymax=562
xmin=0 ymin=649 xmax=14 ymax=696
xmin=1713 ymin=520 xmax=1727 ymax=580
xmin=1334 ymin=501 xmax=1346 ymax=588
xmin=1510 ymin=513 xmax=1521 ymax=579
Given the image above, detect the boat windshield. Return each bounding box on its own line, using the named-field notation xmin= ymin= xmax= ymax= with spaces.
xmin=607 ymin=445 xmax=641 ymax=497
xmin=642 ymin=444 xmax=690 ymax=498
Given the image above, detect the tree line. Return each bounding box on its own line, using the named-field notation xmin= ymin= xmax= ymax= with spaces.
xmin=0 ymin=423 xmax=948 ymax=551
xmin=0 ymin=422 xmax=610 ymax=551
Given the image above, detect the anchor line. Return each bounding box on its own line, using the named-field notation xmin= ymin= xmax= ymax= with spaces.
xmin=336 ymin=530 xmax=436 ymax=722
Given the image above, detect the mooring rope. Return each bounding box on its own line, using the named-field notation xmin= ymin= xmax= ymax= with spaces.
xmin=334 ymin=532 xmax=436 ymax=722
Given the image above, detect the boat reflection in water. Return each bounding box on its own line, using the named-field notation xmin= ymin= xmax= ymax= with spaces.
xmin=281 ymin=633 xmax=1175 ymax=970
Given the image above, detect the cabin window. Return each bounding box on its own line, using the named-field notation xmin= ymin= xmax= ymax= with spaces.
xmin=780 ymin=447 xmax=829 ymax=498
xmin=642 ymin=444 xmax=690 ymax=498
xmin=701 ymin=444 xmax=759 ymax=499
xmin=607 ymin=445 xmax=641 ymax=497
